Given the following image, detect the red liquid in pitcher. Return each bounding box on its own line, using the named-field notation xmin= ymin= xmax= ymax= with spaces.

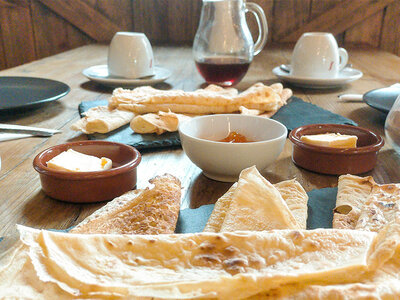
xmin=195 ymin=57 xmax=250 ymax=86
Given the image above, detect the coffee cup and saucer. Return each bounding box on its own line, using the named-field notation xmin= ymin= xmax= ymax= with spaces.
xmin=83 ymin=32 xmax=171 ymax=88
xmin=273 ymin=32 xmax=362 ymax=89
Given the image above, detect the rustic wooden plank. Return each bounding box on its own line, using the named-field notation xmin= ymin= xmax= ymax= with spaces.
xmin=380 ymin=1 xmax=400 ymax=56
xmin=87 ymin=0 xmax=133 ymax=31
xmin=37 ymin=0 xmax=121 ymax=42
xmin=132 ymin=0 xmax=169 ymax=43
xmin=272 ymin=0 xmax=311 ymax=43
xmin=0 ymin=0 xmax=36 ymax=68
xmin=167 ymin=0 xmax=202 ymax=44
xmin=246 ymin=0 xmax=274 ymax=46
xmin=309 ymin=0 xmax=345 ymax=44
xmin=0 ymin=0 xmax=19 ymax=8
xmin=31 ymin=1 xmax=84 ymax=60
xmin=279 ymin=0 xmax=395 ymax=42
xmin=345 ymin=10 xmax=384 ymax=48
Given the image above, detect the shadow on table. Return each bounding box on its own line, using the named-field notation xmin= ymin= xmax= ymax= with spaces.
xmin=185 ymin=172 xmax=232 ymax=209
xmin=22 ymin=189 xmax=104 ymax=230
xmin=0 ymin=101 xmax=65 ymax=124
xmin=79 ymin=81 xmax=173 ymax=93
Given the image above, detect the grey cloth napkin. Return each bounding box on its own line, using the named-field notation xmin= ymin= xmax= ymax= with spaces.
xmin=79 ymin=97 xmax=357 ymax=150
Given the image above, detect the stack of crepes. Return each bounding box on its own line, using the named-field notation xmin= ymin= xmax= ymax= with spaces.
xmin=71 ymin=83 xmax=292 ymax=135
xmin=333 ymin=174 xmax=400 ymax=232
xmin=2 ymin=167 xmax=400 ymax=299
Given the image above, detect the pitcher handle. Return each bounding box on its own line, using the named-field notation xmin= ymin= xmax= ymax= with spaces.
xmin=245 ymin=2 xmax=268 ymax=56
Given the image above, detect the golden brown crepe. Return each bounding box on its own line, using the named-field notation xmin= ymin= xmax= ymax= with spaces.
xmin=70 ymin=105 xmax=134 ymax=134
xmin=112 ymin=83 xmax=283 ymax=115
xmin=204 ymin=168 xmax=308 ymax=232
xmin=215 ymin=166 xmax=301 ymax=232
xmin=70 ymin=174 xmax=181 ymax=235
xmin=2 ymin=220 xmax=400 ymax=299
xmin=130 ymin=110 xmax=193 ymax=135
xmin=274 ymin=179 xmax=308 ymax=230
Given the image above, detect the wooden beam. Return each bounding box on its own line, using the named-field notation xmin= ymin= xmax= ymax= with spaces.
xmin=279 ymin=0 xmax=396 ymax=42
xmin=0 ymin=0 xmax=24 ymax=8
xmin=380 ymin=1 xmax=400 ymax=56
xmin=36 ymin=0 xmax=121 ymax=42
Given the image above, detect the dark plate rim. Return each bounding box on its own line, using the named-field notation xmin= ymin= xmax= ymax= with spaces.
xmin=363 ymin=86 xmax=400 ymax=114
xmin=0 ymin=76 xmax=70 ymax=111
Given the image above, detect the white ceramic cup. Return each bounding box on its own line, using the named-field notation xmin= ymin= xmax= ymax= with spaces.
xmin=107 ymin=32 xmax=154 ymax=79
xmin=290 ymin=32 xmax=348 ymax=79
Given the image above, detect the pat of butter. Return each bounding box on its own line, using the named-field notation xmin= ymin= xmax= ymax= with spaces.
xmin=46 ymin=149 xmax=112 ymax=172
xmin=300 ymin=133 xmax=358 ymax=148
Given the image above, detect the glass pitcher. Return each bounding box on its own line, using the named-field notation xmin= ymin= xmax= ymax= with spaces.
xmin=193 ymin=0 xmax=268 ymax=86
xmin=385 ymin=94 xmax=400 ymax=155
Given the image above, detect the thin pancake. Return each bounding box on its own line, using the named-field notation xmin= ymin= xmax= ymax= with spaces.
xmin=219 ymin=166 xmax=301 ymax=232
xmin=70 ymin=174 xmax=181 ymax=235
xmin=333 ymin=174 xmax=375 ymax=229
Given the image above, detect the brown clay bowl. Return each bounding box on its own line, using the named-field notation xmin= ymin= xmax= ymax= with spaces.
xmin=33 ymin=141 xmax=141 ymax=203
xmin=288 ymin=124 xmax=384 ymax=175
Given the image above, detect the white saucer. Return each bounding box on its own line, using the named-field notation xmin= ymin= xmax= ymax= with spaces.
xmin=272 ymin=66 xmax=363 ymax=89
xmin=82 ymin=65 xmax=171 ymax=88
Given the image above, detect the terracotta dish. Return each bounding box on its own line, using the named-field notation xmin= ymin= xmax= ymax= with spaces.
xmin=289 ymin=124 xmax=384 ymax=175
xmin=33 ymin=141 xmax=141 ymax=203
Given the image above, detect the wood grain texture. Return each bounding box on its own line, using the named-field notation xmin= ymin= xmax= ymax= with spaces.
xmin=279 ymin=0 xmax=396 ymax=42
xmin=272 ymin=0 xmax=311 ymax=43
xmin=380 ymin=1 xmax=400 ymax=55
xmin=0 ymin=0 xmax=36 ymax=68
xmin=37 ymin=0 xmax=121 ymax=42
xmin=1 ymin=0 xmax=400 ymax=70
xmin=345 ymin=10 xmax=384 ymax=48
xmin=0 ymin=45 xmax=399 ymax=238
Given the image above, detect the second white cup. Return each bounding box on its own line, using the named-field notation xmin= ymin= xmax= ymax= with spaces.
xmin=290 ymin=32 xmax=348 ymax=79
xmin=108 ymin=32 xmax=154 ymax=79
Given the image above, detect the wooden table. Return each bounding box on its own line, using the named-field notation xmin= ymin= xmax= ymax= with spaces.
xmin=1 ymin=44 xmax=399 ymax=238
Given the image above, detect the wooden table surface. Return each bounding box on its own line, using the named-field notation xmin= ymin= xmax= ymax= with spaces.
xmin=0 ymin=44 xmax=399 ymax=238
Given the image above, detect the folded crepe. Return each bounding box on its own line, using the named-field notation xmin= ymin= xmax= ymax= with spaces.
xmin=204 ymin=166 xmax=307 ymax=232
xmin=70 ymin=174 xmax=181 ymax=234
xmin=130 ymin=110 xmax=193 ymax=135
xmin=333 ymin=174 xmax=400 ymax=233
xmin=70 ymin=105 xmax=134 ymax=134
xmin=1 ymin=220 xmax=400 ymax=299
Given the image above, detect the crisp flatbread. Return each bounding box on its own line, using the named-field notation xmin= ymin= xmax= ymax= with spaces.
xmin=218 ymin=166 xmax=301 ymax=231
xmin=70 ymin=174 xmax=181 ymax=234
xmin=332 ymin=174 xmax=376 ymax=229
xmin=70 ymin=105 xmax=134 ymax=134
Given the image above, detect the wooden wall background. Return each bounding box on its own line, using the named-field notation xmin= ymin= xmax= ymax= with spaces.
xmin=0 ymin=0 xmax=399 ymax=70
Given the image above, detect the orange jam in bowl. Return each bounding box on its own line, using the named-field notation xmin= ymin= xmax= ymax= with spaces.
xmin=218 ymin=131 xmax=253 ymax=143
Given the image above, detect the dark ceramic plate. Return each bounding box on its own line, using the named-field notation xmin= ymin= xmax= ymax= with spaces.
xmin=363 ymin=86 xmax=400 ymax=113
xmin=0 ymin=76 xmax=70 ymax=111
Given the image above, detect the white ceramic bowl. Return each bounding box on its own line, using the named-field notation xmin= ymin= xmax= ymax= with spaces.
xmin=179 ymin=114 xmax=287 ymax=182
